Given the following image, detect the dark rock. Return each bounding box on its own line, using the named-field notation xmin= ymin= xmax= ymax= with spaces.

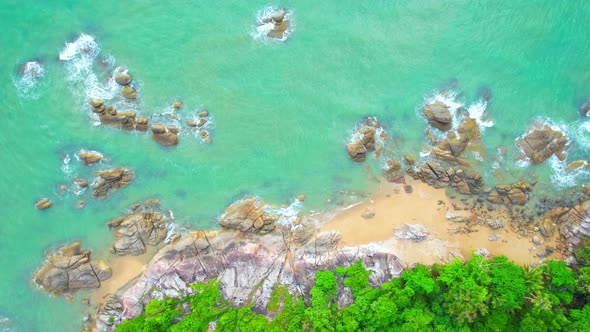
xmin=77 ymin=149 xmax=103 ymax=165
xmin=35 ymin=198 xmax=52 ymax=210
xmin=93 ymin=167 xmax=134 ymax=199
xmin=515 ymin=125 xmax=569 ymax=165
xmin=423 ymin=101 xmax=452 ymax=131
xmin=114 ymin=71 xmax=132 ymax=85
xmin=121 ymin=85 xmax=138 ymax=99
xmin=487 ymin=182 xmax=532 ymax=206
xmin=151 ymin=124 xmax=179 ymax=146
xmin=218 ymin=197 xmax=279 ymax=234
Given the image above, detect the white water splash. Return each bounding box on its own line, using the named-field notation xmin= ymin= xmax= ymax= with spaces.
xmin=60 ymin=154 xmax=72 ymax=175
xmin=13 ymin=61 xmax=45 ymax=99
xmin=467 ymin=99 xmax=494 ymax=131
xmin=251 ymin=6 xmax=294 ymax=42
xmin=266 ymin=199 xmax=302 ymax=226
xmin=59 ymin=33 xmax=118 ymax=101
xmin=549 ymin=155 xmax=589 ymax=188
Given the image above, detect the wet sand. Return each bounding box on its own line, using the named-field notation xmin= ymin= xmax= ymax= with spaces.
xmin=321 ymin=179 xmax=562 ymax=266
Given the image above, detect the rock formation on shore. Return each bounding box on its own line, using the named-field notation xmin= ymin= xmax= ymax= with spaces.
xmin=93 ymin=167 xmax=134 ymax=199
xmin=108 ymin=199 xmax=173 ymax=256
xmin=77 ymin=149 xmax=104 ymax=165
xmin=487 ymin=182 xmax=533 ymax=206
xmin=407 ymin=161 xmax=484 ymax=195
xmin=516 ymin=125 xmax=569 ymax=165
xmin=218 ymin=197 xmax=279 ymax=234
xmin=33 ymin=242 xmax=111 ymax=296
xmin=543 ymin=198 xmax=590 ymax=261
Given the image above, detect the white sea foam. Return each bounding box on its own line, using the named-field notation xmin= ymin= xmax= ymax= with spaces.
xmin=267 ymin=199 xmax=302 ymax=225
xmin=59 ymin=33 xmax=118 ymax=101
xmin=570 ymin=120 xmax=590 ymax=152
xmin=467 ymin=99 xmax=494 ymax=131
xmin=13 ymin=61 xmax=45 ymax=99
xmin=513 ymin=117 xmax=570 ymax=168
xmin=549 ymin=155 xmax=589 ymax=188
xmin=423 ymin=91 xmax=494 ymax=135
xmin=60 ymin=154 xmax=72 ymax=175
xmin=251 ymin=6 xmax=294 ymax=42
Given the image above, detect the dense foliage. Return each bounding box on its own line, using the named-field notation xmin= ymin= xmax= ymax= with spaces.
xmin=116 ymin=253 xmax=590 ymax=332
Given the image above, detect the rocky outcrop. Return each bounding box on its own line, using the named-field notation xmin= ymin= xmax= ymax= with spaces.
xmin=431 ymin=118 xmax=482 ymax=166
xmin=33 ymin=242 xmax=111 ymax=296
xmin=260 ymin=9 xmax=291 ymax=40
xmin=423 ymin=101 xmax=452 ymax=131
xmin=88 ymin=100 xmax=147 ymax=132
xmin=407 ymin=161 xmax=483 ymax=194
xmin=151 ymin=124 xmax=179 ymax=146
xmin=384 ymin=160 xmax=405 ymax=183
xmin=542 ymin=199 xmax=590 ymax=260
xmin=35 ymin=198 xmax=52 ymax=210
xmin=93 ymin=167 xmax=134 ymax=199
xmin=107 ymin=200 xmax=170 ymax=256
xmin=346 ymin=117 xmax=386 ymax=162
xmin=77 ymin=150 xmax=104 ymax=165
xmin=218 ymin=197 xmax=279 ymax=234
xmin=487 ymin=182 xmax=532 ymax=206
xmin=515 ymin=125 xmax=569 ymax=165
xmin=394 ymin=224 xmax=428 ymax=242
xmin=95 ymin=227 xmax=404 ymax=330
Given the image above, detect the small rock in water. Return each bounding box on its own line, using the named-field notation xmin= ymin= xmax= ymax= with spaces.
xmin=198 ymin=110 xmax=209 ymax=117
xmin=395 ymin=224 xmax=428 ymax=242
xmin=172 ymin=101 xmax=182 ymax=110
xmin=187 ymin=119 xmax=197 ymax=127
xmin=361 ymin=207 xmax=375 ymax=219
xmin=76 ymin=200 xmax=86 ymax=209
xmin=297 ymin=195 xmax=305 ymax=202
xmin=77 ymin=149 xmax=103 ymax=165
xmin=121 ymin=85 xmax=138 ymax=99
xmin=114 ymin=71 xmax=132 ymax=85
xmin=488 ymin=234 xmax=501 ymax=241
xmin=35 ymin=198 xmax=52 ymax=210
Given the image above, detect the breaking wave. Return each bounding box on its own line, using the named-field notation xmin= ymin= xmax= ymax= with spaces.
xmin=13 ymin=61 xmax=45 ymax=99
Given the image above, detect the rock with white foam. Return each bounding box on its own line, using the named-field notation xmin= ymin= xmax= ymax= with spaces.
xmin=423 ymin=100 xmax=452 ymax=131
xmin=515 ymin=125 xmax=569 ymax=165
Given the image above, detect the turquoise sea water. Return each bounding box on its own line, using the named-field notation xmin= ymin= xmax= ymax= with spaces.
xmin=2 ymin=1 xmax=590 ymax=330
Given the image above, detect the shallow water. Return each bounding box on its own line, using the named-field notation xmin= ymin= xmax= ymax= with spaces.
xmin=2 ymin=1 xmax=590 ymax=330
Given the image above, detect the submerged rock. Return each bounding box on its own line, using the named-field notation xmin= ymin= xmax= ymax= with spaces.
xmin=515 ymin=125 xmax=569 ymax=165
xmin=92 ymin=167 xmax=134 ymax=199
xmin=33 ymin=242 xmax=111 ymax=296
xmin=487 ymin=182 xmax=532 ymax=206
xmin=423 ymin=101 xmax=452 ymax=131
xmin=384 ymin=160 xmax=405 ymax=183
xmin=218 ymin=197 xmax=279 ymax=234
xmin=35 ymin=198 xmax=52 ymax=210
xmin=120 ymin=85 xmax=138 ymax=99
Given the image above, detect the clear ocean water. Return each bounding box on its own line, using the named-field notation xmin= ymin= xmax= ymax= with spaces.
xmin=2 ymin=1 xmax=590 ymax=330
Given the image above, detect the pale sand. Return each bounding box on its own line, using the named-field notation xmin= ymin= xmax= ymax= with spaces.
xmin=320 ymin=180 xmax=562 ymax=266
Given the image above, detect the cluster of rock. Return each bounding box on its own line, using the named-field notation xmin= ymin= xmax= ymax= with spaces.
xmin=431 ymin=117 xmax=483 ymax=167
xmin=543 ymin=199 xmax=590 ymax=260
xmin=515 ymin=125 xmax=569 ymax=165
xmin=218 ymin=197 xmax=279 ymax=234
xmin=93 ymin=167 xmax=134 ymax=199
xmin=346 ymin=117 xmax=387 ymax=162
xmin=107 ymin=199 xmax=174 ymax=256
xmin=150 ymin=124 xmax=179 ymax=146
xmin=407 ymin=161 xmax=484 ymax=195
xmin=260 ymin=9 xmax=290 ymax=40
xmin=114 ymin=69 xmax=138 ymax=99
xmin=94 ymin=227 xmax=403 ymax=331
xmin=187 ymin=110 xmax=212 ymax=143
xmin=33 ymin=242 xmax=111 ymax=296
xmin=384 ymin=160 xmax=405 ymax=183
xmin=394 ymin=224 xmax=428 ymax=242
xmin=89 ymin=99 xmax=147 ymax=132
xmin=486 ymin=182 xmax=533 ymax=206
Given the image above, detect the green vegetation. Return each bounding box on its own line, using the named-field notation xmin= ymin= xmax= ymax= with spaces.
xmin=116 ymin=254 xmax=590 ymax=332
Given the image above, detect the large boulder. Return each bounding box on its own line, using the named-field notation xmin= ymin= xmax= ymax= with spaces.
xmin=93 ymin=167 xmax=134 ymax=199
xmin=33 ymin=242 xmax=111 ymax=296
xmin=394 ymin=224 xmax=428 ymax=242
xmin=114 ymin=71 xmax=132 ymax=86
xmin=423 ymin=101 xmax=452 ymax=131
xmin=487 ymin=182 xmax=533 ymax=206
xmin=384 ymin=160 xmax=404 ymax=183
xmin=515 ymin=125 xmax=569 ymax=164
xmin=121 ymin=85 xmax=138 ymax=99
xmin=218 ymin=197 xmax=279 ymax=234
xmin=99 ymin=109 xmax=137 ymax=131
xmin=108 ymin=212 xmax=168 ymax=256
xmin=151 ymin=124 xmax=179 ymax=146
xmin=431 ymin=118 xmax=481 ymax=166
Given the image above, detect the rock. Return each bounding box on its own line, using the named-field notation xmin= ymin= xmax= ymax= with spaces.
xmin=265 ymin=10 xmax=290 ymax=40
xmin=487 ymin=182 xmax=532 ymax=206
xmin=76 ymin=200 xmax=86 ymax=209
xmin=580 ymin=100 xmax=590 ymax=117
xmin=96 ymin=228 xmax=403 ymax=325
xmin=198 ymin=111 xmax=209 ymax=117
xmin=35 ymin=198 xmax=52 ymax=210
xmin=361 ymin=208 xmax=375 ymax=219
xmin=394 ymin=224 xmax=428 ymax=242
xmin=77 ymin=150 xmax=103 ymax=165
xmin=33 ymin=242 xmax=111 ymax=296
xmin=485 ymin=219 xmax=505 ymax=229
xmin=515 ymin=125 xmax=569 ymax=165
xmin=172 ymin=101 xmax=182 ymax=110
xmin=346 ymin=118 xmax=384 ymax=162
xmin=271 ymin=9 xmax=286 ymax=22
xmin=93 ymin=167 xmax=134 ymax=199
xmin=409 ymin=161 xmax=483 ymax=194
xmin=431 ymin=118 xmax=482 ymax=165
xmin=99 ymin=110 xmax=137 ymax=130
xmin=488 ymin=234 xmax=501 ymax=241
xmin=121 ymin=85 xmax=138 ymax=99
xmin=532 ymin=235 xmax=543 ymax=245
xmin=197 ymin=118 xmax=207 ymax=127
xmin=404 ymin=185 xmax=413 ymax=193
xmin=423 ymin=101 xmax=452 ymax=131
xmin=114 ymin=71 xmax=132 ymax=85
xmin=475 ymin=248 xmax=490 ymax=257
xmin=384 ymin=160 xmax=404 ymax=183
xmin=297 ymin=195 xmax=305 ymax=202
xmin=74 ymin=178 xmax=88 ymax=188
xmin=135 ymin=117 xmax=149 ymax=132
xmin=567 ymin=160 xmax=588 ymax=171
xmin=89 ymin=99 xmax=105 ymax=114
xmin=187 ymin=119 xmax=197 ymax=127
xmin=108 ymin=210 xmax=168 ymax=256
xmin=151 ymin=124 xmax=179 ymax=146
xmin=218 ymin=197 xmax=279 ymax=234
xmin=200 ymin=130 xmax=209 ymax=139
